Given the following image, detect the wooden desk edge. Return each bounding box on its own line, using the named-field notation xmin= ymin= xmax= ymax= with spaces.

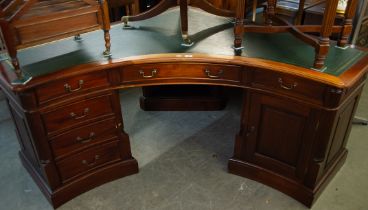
xmin=1 ymin=53 xmax=367 ymax=92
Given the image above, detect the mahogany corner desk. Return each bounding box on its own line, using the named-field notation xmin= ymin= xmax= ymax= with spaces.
xmin=0 ymin=8 xmax=367 ymax=208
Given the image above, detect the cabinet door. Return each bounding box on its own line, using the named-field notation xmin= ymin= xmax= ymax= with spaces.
xmin=242 ymin=92 xmax=319 ymax=180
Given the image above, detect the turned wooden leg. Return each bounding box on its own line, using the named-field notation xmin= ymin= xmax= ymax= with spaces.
xmin=180 ymin=0 xmax=193 ymax=46
xmin=103 ymin=30 xmax=111 ymax=57
xmin=265 ymin=0 xmax=277 ymax=25
xmin=233 ymin=20 xmax=244 ymax=52
xmin=252 ymin=0 xmax=258 ymax=22
xmin=233 ymin=0 xmax=246 ymax=52
xmin=338 ymin=0 xmax=358 ymax=47
xmin=0 ymin=22 xmax=23 ymax=79
xmin=314 ymin=38 xmax=330 ymax=69
xmin=6 ymin=39 xmax=23 ymax=79
xmin=100 ymin=0 xmax=112 ymax=57
xmin=11 ymin=57 xmax=23 ymax=79
xmin=314 ymin=0 xmax=339 ymax=69
xmin=294 ymin=0 xmax=305 ymax=25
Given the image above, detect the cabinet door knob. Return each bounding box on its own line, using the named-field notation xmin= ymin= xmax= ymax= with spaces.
xmin=76 ymin=132 xmax=95 ymax=144
xmin=204 ymin=69 xmax=223 ymax=79
xmin=139 ymin=69 xmax=157 ymax=78
xmin=70 ymin=108 xmax=90 ymax=120
xmin=82 ymin=155 xmax=100 ymax=167
xmin=278 ymin=78 xmax=297 ymax=90
xmin=64 ymin=80 xmax=84 ymax=93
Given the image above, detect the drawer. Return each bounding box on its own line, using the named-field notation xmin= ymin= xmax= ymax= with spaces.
xmin=56 ymin=141 xmax=121 ymax=182
xmin=41 ymin=94 xmax=114 ymax=134
xmin=121 ymin=63 xmax=242 ymax=83
xmin=251 ymin=70 xmax=327 ymax=104
xmin=35 ymin=71 xmax=110 ymax=105
xmin=50 ymin=118 xmax=120 ymax=160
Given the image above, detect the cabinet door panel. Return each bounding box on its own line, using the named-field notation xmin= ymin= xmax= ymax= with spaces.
xmin=256 ymin=106 xmax=305 ymax=166
xmin=244 ymin=92 xmax=318 ymax=180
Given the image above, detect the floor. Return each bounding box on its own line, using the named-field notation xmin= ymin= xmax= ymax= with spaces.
xmin=0 ymin=85 xmax=367 ymax=210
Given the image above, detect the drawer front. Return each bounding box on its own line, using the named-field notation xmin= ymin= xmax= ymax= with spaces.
xmin=41 ymin=94 xmax=114 ymax=134
xmin=56 ymin=141 xmax=121 ymax=182
xmin=251 ymin=70 xmax=326 ymax=103
xmin=121 ymin=63 xmax=242 ymax=83
xmin=50 ymin=118 xmax=119 ymax=160
xmin=36 ymin=71 xmax=110 ymax=105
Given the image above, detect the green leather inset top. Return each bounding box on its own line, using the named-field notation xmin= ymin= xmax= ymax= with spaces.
xmin=8 ymin=8 xmax=367 ymax=78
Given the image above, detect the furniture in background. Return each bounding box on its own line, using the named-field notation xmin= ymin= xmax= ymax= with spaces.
xmin=121 ymin=0 xmax=235 ymax=45
xmin=0 ymin=0 xmax=111 ymax=83
xmin=108 ymin=0 xmax=140 ymax=22
xmin=302 ymin=0 xmax=344 ymax=25
xmin=234 ymin=0 xmax=359 ymax=70
xmin=273 ymin=0 xmax=325 ymax=24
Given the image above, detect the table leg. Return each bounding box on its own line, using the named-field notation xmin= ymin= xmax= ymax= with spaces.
xmin=337 ymin=0 xmax=359 ymax=47
xmin=180 ymin=0 xmax=193 ymax=46
xmin=100 ymin=0 xmax=112 ymax=57
xmin=265 ymin=0 xmax=277 ymax=25
xmin=295 ymin=0 xmax=306 ymax=25
xmin=0 ymin=22 xmax=23 ymax=80
xmin=314 ymin=0 xmax=339 ymax=69
xmin=233 ymin=0 xmax=246 ymax=52
xmin=252 ymin=0 xmax=258 ymax=22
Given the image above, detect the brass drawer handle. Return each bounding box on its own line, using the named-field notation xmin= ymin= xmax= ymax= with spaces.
xmin=64 ymin=80 xmax=84 ymax=93
xmin=82 ymin=155 xmax=100 ymax=167
xmin=76 ymin=132 xmax=95 ymax=144
xmin=139 ymin=69 xmax=157 ymax=78
xmin=278 ymin=78 xmax=297 ymax=90
xmin=205 ymin=69 xmax=223 ymax=79
xmin=70 ymin=108 xmax=90 ymax=120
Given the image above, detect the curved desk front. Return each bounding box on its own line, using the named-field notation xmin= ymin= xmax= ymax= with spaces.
xmin=0 ymin=8 xmax=367 ymax=208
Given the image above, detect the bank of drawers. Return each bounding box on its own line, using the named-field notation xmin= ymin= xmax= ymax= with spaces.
xmin=37 ymin=83 xmax=123 ymax=182
xmin=120 ymin=63 xmax=242 ymax=84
